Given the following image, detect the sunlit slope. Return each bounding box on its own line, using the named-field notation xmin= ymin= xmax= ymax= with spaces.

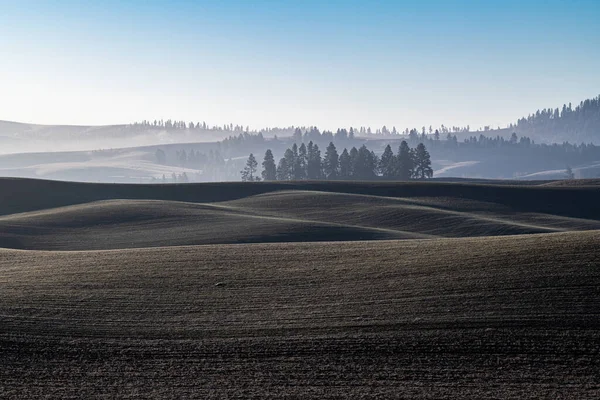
xmin=2 ymin=178 xmax=600 ymax=219
xmin=1 ymin=231 xmax=599 ymax=398
xmin=224 ymin=190 xmax=600 ymax=237
xmin=1 ymin=182 xmax=599 ymax=249
xmin=0 ymin=200 xmax=411 ymax=250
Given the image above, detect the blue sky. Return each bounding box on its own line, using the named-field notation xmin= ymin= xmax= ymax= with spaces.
xmin=0 ymin=0 xmax=598 ymax=130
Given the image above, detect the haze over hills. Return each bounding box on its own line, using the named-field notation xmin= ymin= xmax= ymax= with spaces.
xmin=1 ymin=95 xmax=599 ymax=182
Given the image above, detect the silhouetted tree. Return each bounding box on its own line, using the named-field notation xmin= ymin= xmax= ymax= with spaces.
xmin=307 ymin=141 xmax=323 ymax=179
xmin=379 ymin=144 xmax=395 ymax=178
xmin=276 ymin=157 xmax=291 ymax=181
xmin=261 ymin=149 xmax=276 ymax=181
xmin=396 ymin=141 xmax=414 ymax=180
xmin=413 ymin=143 xmax=433 ymax=179
xmin=295 ymin=143 xmax=308 ymax=180
xmin=349 ymin=147 xmax=359 ymax=177
xmin=155 ymin=149 xmax=166 ymax=164
xmin=278 ymin=149 xmax=294 ymax=180
xmin=241 ymin=153 xmax=259 ymax=181
xmin=323 ymin=142 xmax=339 ymax=179
xmin=293 ymin=128 xmax=303 ymax=143
xmin=565 ymin=165 xmax=575 ymax=180
xmin=353 ymin=145 xmax=377 ymax=180
xmin=339 ymin=148 xmax=351 ymax=179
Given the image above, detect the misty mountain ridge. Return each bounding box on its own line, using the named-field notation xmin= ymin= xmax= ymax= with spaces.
xmin=1 ymin=95 xmax=599 ymax=155
xmin=1 ymin=95 xmax=599 ymax=183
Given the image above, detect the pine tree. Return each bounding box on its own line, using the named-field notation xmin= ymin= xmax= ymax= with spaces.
xmin=379 ymin=144 xmax=395 ymax=179
xmin=261 ymin=149 xmax=276 ymax=181
xmin=413 ymin=143 xmax=433 ymax=179
xmin=307 ymin=141 xmax=323 ymax=179
xmin=278 ymin=148 xmax=295 ymax=181
xmin=276 ymin=157 xmax=291 ymax=181
xmin=323 ymin=142 xmax=339 ymax=179
xmin=349 ymin=147 xmax=359 ymax=178
xmin=283 ymin=148 xmax=295 ymax=180
xmin=370 ymin=150 xmax=380 ymax=177
xmin=396 ymin=141 xmax=414 ymax=180
xmin=155 ymin=149 xmax=166 ymax=164
xmin=565 ymin=165 xmax=575 ymax=180
xmin=339 ymin=148 xmax=351 ymax=179
xmin=352 ymin=145 xmax=377 ymax=180
xmin=293 ymin=128 xmax=303 ymax=143
xmin=295 ymin=143 xmax=308 ymax=180
xmin=241 ymin=153 xmax=259 ymax=181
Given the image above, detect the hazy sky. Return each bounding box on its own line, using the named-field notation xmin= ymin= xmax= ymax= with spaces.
xmin=1 ymin=0 xmax=599 ymax=130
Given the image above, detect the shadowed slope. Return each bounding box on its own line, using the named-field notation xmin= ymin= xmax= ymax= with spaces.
xmin=1 ymin=182 xmax=600 ymax=249
xmin=0 ymin=200 xmax=410 ymax=250
xmin=1 ymin=231 xmax=599 ymax=398
xmin=225 ymin=190 xmax=600 ymax=237
xmin=2 ymin=178 xmax=600 ymax=220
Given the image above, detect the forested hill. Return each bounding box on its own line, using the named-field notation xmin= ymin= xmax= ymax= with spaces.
xmin=510 ymin=95 xmax=600 ymax=143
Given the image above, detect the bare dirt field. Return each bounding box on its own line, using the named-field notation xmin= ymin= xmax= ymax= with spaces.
xmin=0 ymin=178 xmax=599 ymax=398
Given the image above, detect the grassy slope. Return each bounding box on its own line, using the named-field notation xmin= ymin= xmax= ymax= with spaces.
xmin=1 ymin=231 xmax=599 ymax=398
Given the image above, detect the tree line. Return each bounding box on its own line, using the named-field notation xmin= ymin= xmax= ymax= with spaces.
xmin=241 ymin=141 xmax=432 ymax=182
xmin=510 ymin=95 xmax=600 ymax=142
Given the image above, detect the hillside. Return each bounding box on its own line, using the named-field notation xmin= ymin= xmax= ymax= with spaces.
xmin=1 ymin=178 xmax=599 ymax=397
xmin=1 ymin=231 xmax=599 ymax=398
xmin=0 ymin=120 xmax=231 ymax=155
xmin=0 ymin=179 xmax=600 ymax=250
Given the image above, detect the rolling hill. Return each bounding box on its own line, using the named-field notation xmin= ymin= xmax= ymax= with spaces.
xmin=0 ymin=179 xmax=599 ymax=250
xmin=0 ymin=178 xmax=599 ymax=398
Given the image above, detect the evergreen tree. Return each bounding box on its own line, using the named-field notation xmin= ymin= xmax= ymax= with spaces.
xmin=352 ymin=145 xmax=377 ymax=180
xmin=241 ymin=153 xmax=259 ymax=181
xmin=295 ymin=143 xmax=308 ymax=180
xmin=276 ymin=157 xmax=291 ymax=181
xmin=349 ymin=147 xmax=359 ymax=178
xmin=413 ymin=143 xmax=433 ymax=179
xmin=293 ymin=128 xmax=303 ymax=143
xmin=339 ymin=148 xmax=351 ymax=179
xmin=323 ymin=142 xmax=339 ymax=179
xmin=379 ymin=144 xmax=395 ymax=179
xmin=396 ymin=140 xmax=414 ymax=180
xmin=370 ymin=150 xmax=380 ymax=176
xmin=283 ymin=148 xmax=295 ymax=180
xmin=306 ymin=141 xmax=323 ymax=179
xmin=261 ymin=149 xmax=276 ymax=181
xmin=409 ymin=129 xmax=419 ymax=142
xmin=565 ymin=165 xmax=575 ymax=180
xmin=291 ymin=143 xmax=299 ymax=178
xmin=155 ymin=149 xmax=166 ymax=164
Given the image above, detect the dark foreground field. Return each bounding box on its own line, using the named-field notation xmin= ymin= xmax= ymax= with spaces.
xmin=0 ymin=178 xmax=599 ymax=398
xmin=1 ymin=231 xmax=599 ymax=398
